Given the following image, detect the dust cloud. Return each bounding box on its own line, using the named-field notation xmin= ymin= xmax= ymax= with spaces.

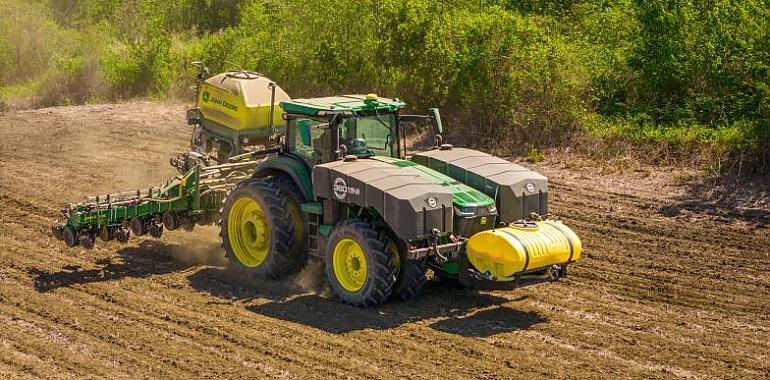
xmin=283 ymin=260 xmax=329 ymax=296
xmin=166 ymin=225 xmax=228 ymax=267
xmin=163 ymin=226 xmax=328 ymax=297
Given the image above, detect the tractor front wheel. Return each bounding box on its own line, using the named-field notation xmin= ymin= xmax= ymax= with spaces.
xmin=385 ymin=234 xmax=428 ymax=302
xmin=325 ymin=221 xmax=396 ymax=306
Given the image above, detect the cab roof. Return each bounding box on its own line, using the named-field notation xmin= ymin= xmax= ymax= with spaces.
xmin=279 ymin=95 xmax=405 ymax=116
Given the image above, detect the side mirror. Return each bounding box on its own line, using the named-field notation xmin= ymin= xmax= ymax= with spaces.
xmin=297 ymin=119 xmax=312 ymax=146
xmin=428 ymin=108 xmax=443 ymax=135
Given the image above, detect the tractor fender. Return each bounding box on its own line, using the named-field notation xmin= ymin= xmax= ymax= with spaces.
xmin=251 ymin=154 xmax=313 ymax=202
xmin=313 ymin=158 xmax=454 ymax=242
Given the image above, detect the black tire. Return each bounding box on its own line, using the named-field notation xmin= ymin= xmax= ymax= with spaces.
xmin=52 ymin=225 xmax=64 ymax=240
xmin=385 ymin=233 xmax=428 ymax=302
xmin=63 ymin=226 xmax=78 ymax=247
xmin=162 ymin=211 xmax=179 ymax=230
xmin=130 ymin=216 xmax=145 ymax=236
xmin=98 ymin=226 xmax=114 ymax=242
xmin=220 ymin=178 xmax=299 ymax=279
xmin=268 ymin=175 xmax=308 ymax=268
xmin=325 ymin=220 xmax=396 ymax=306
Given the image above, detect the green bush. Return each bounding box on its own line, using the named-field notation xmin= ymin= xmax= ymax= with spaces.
xmin=103 ymin=34 xmax=174 ymax=97
xmin=629 ymin=0 xmax=770 ymax=125
xmin=0 ymin=0 xmax=767 ymax=170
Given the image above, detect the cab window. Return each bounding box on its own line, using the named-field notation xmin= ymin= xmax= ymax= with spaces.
xmin=339 ymin=113 xmax=396 ymax=158
xmin=292 ymin=117 xmax=330 ymax=166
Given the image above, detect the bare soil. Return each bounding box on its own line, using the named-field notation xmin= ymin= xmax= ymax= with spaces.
xmin=0 ymin=102 xmax=768 ymax=379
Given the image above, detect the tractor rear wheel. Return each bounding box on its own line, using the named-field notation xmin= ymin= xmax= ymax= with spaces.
xmin=385 ymin=234 xmax=428 ymax=302
xmin=268 ymin=175 xmax=308 ymax=270
xmin=325 ymin=221 xmax=396 ymax=306
xmin=162 ymin=211 xmax=179 ymax=230
xmin=220 ymin=178 xmax=299 ymax=279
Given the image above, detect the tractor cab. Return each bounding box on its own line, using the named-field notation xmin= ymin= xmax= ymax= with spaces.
xmin=281 ymin=94 xmax=438 ymax=167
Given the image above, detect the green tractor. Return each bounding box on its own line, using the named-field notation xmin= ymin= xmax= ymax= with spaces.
xmin=216 ymin=93 xmax=583 ymax=306
xmin=54 ymin=69 xmax=582 ymax=306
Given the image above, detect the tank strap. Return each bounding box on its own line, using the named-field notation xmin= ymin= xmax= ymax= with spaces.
xmin=547 ymin=221 xmax=575 ymax=262
xmin=499 ymin=229 xmax=530 ymax=271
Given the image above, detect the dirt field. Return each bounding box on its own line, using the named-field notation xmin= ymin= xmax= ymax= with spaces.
xmin=0 ymin=102 xmax=768 ymax=379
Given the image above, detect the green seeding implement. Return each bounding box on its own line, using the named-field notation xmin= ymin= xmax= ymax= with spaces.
xmin=54 ymin=64 xmax=582 ymax=306
xmin=53 ymin=158 xmax=257 ymax=248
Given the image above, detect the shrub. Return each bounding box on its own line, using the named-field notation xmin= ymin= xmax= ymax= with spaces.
xmin=0 ymin=0 xmax=767 ymax=171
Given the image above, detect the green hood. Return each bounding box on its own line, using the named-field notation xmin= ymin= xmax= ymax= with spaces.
xmin=371 ymin=156 xmax=494 ymax=209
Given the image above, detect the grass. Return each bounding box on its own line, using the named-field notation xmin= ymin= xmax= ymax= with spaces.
xmin=580 ymin=113 xmax=763 ymax=161
xmin=526 ymin=147 xmax=546 ymax=163
xmin=0 ymin=80 xmax=41 ymax=101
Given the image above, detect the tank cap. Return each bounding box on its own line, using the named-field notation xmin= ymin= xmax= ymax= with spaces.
xmin=439 ymin=143 xmax=453 ymax=151
xmin=510 ymin=220 xmax=538 ymax=229
xmin=343 ymin=155 xmax=358 ymax=162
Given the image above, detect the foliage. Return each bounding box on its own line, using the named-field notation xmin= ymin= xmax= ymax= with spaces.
xmin=0 ymin=0 xmax=768 ymax=169
xmin=526 ymin=147 xmax=546 ymax=163
xmin=629 ymin=0 xmax=770 ymax=126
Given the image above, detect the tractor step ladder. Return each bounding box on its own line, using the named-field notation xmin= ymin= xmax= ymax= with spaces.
xmin=306 ymin=213 xmax=322 ymax=258
xmin=300 ymin=202 xmax=324 ymax=258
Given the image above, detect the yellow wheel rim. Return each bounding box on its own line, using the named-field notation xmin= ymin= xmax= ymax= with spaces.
xmin=332 ymin=238 xmax=368 ymax=292
xmin=227 ymin=197 xmax=270 ymax=268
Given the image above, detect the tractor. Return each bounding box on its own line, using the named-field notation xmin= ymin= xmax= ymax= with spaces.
xmin=54 ymin=66 xmax=582 ymax=306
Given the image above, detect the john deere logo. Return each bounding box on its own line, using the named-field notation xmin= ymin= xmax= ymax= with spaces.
xmin=333 ymin=177 xmax=360 ymax=200
xmin=526 ymin=183 xmax=536 ymax=193
xmin=201 ymin=91 xmax=238 ymax=111
xmin=427 ymin=197 xmax=438 ymax=208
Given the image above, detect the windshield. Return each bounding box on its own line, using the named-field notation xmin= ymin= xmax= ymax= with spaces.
xmin=338 ymin=113 xmax=397 ymax=157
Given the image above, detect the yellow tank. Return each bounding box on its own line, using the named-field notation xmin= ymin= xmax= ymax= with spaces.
xmin=197 ymin=72 xmax=290 ymax=131
xmin=466 ymin=221 xmax=581 ymax=279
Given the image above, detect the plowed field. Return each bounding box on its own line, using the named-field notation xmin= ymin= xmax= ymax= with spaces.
xmin=0 ymin=102 xmax=767 ymax=379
